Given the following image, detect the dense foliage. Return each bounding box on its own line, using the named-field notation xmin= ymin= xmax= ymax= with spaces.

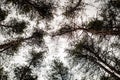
xmin=0 ymin=0 xmax=120 ymax=80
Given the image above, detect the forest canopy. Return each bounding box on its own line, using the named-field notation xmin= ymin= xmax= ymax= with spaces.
xmin=0 ymin=0 xmax=120 ymax=80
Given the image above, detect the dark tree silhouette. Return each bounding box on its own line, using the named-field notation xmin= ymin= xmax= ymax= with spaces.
xmin=14 ymin=51 xmax=44 ymax=80
xmin=48 ymin=59 xmax=72 ymax=80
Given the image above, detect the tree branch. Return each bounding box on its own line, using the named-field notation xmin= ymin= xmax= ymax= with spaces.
xmin=54 ymin=25 xmax=120 ymax=36
xmin=83 ymin=45 xmax=120 ymax=78
xmin=0 ymin=37 xmax=32 ymax=53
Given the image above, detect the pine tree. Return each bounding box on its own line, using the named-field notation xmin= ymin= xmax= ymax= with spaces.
xmin=54 ymin=0 xmax=120 ymax=80
xmin=0 ymin=0 xmax=51 ymax=79
xmin=48 ymin=59 xmax=71 ymax=80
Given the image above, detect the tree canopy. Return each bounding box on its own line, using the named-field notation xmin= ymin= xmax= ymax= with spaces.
xmin=0 ymin=0 xmax=120 ymax=80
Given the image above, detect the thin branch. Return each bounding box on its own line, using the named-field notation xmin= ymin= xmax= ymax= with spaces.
xmin=0 ymin=24 xmax=12 ymax=28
